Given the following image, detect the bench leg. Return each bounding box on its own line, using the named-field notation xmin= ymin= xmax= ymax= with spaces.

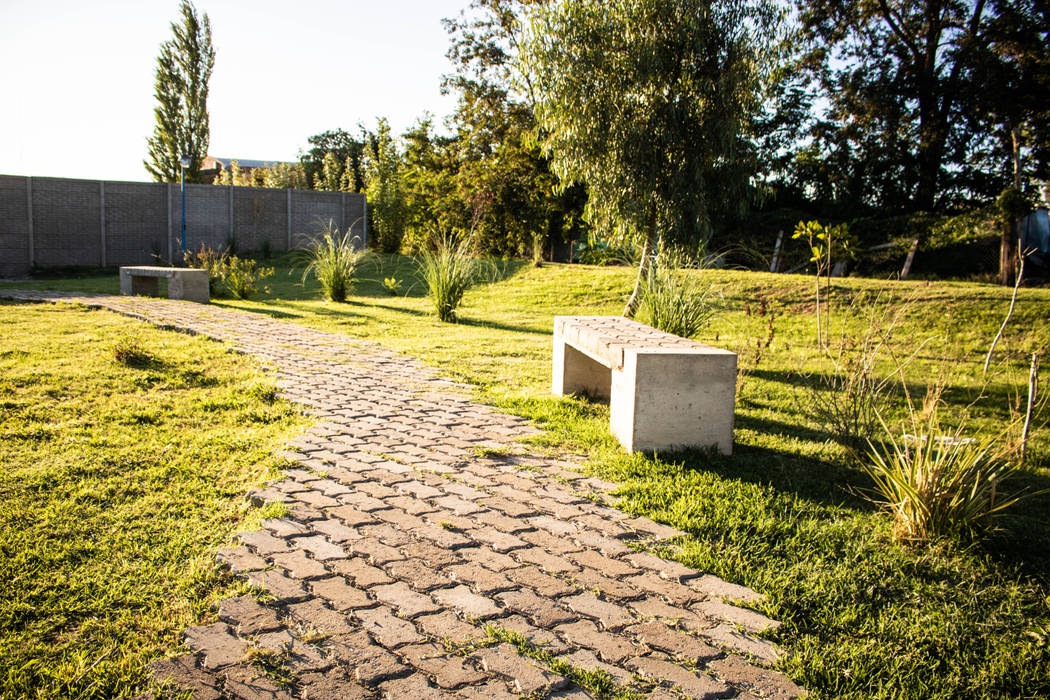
xmin=610 ymin=350 xmax=736 ymax=455
xmin=553 ymin=338 xmax=611 ymax=400
xmin=129 ymin=276 xmax=160 ymax=297
xmin=168 ymin=272 xmax=210 ymax=303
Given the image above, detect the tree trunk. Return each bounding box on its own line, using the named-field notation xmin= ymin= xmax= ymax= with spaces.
xmin=623 ymin=205 xmax=658 ymax=317
xmin=1000 ymin=126 xmax=1022 ymax=286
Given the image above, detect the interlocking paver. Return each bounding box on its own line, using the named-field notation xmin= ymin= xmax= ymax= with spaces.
xmin=8 ymin=292 xmax=796 ymax=699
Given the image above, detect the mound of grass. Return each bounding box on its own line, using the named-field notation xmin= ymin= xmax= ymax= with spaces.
xmin=0 ymin=302 xmax=307 ymax=697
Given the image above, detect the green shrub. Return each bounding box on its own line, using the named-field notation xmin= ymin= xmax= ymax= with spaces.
xmin=381 ymin=277 xmax=403 ymax=295
xmin=184 ymin=243 xmax=227 ymax=294
xmin=573 ymin=232 xmax=634 ymax=265
xmin=865 ymin=393 xmax=1034 ymax=542
xmin=417 ymin=234 xmax=490 ymax=322
xmin=635 ymin=246 xmax=717 ymax=338
xmin=300 ymin=221 xmax=369 ymax=302
xmin=222 ymin=257 xmax=273 ymax=300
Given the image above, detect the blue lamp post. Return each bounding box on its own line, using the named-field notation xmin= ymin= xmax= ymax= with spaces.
xmin=179 ymin=153 xmax=191 ymax=259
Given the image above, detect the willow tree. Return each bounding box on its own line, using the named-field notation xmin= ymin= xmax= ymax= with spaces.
xmin=144 ymin=0 xmax=215 ymax=183
xmin=520 ymin=0 xmax=776 ymax=314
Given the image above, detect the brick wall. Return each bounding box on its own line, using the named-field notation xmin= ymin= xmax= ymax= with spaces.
xmin=0 ymin=174 xmax=367 ymax=278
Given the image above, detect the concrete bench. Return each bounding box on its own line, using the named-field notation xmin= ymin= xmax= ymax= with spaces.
xmin=552 ymin=316 xmax=736 ymax=454
xmin=119 ymin=266 xmax=209 ymax=303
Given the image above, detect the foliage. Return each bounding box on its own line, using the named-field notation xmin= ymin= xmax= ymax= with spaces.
xmin=184 ymin=242 xmax=227 ymax=294
xmin=635 ymin=246 xmax=718 ymax=339
xmin=299 ymin=222 xmax=368 ymax=302
xmin=572 ymin=233 xmax=634 ymax=266
xmin=381 ymin=277 xmax=403 ymax=295
xmin=144 ymin=0 xmax=215 ymax=183
xmin=301 ymin=128 xmax=369 ymax=193
xmin=111 ymin=333 xmax=153 ymax=367
xmin=215 ymin=160 xmax=309 ymax=189
xmin=314 ymin=151 xmax=343 ymax=192
xmin=222 ymin=257 xmax=273 ymax=300
xmin=364 ymin=119 xmax=409 ymax=254
xmin=0 ymin=303 xmax=304 ymax=697
xmin=793 ymin=219 xmax=852 ymax=348
xmin=416 ymin=233 xmax=490 ymax=322
xmin=865 ymin=390 xmax=1035 ymax=542
xmin=793 ymin=0 xmax=1050 ymax=212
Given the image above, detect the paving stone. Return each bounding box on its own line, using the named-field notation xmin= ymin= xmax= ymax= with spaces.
xmin=562 ymin=592 xmax=636 ymax=630
xmin=378 ymin=673 xmax=456 ymax=699
xmin=497 ymin=589 xmax=576 ymax=627
xmin=528 ymin=515 xmax=579 ymax=536
xmin=431 ymin=585 xmax=502 ymax=619
xmin=397 ymin=480 xmax=444 ymax=499
xmin=326 ymin=630 xmax=411 ymax=684
xmin=624 ymin=551 xmax=698 ymax=582
xmin=222 ymin=666 xmax=294 ymax=700
xmin=148 ymin=655 xmax=221 ymax=700
xmin=217 ymin=596 xmax=282 ymax=635
xmin=574 ymin=567 xmax=644 ymax=602
xmin=373 ymin=582 xmax=442 ymax=618
xmin=253 ymin=628 xmax=295 ymax=652
xmin=706 ymin=654 xmax=806 ymax=699
xmin=505 ymin=564 xmax=577 ymax=598
xmin=246 ymin=569 xmax=309 ymax=602
xmin=374 ymin=508 xmax=427 ymax=530
xmin=622 ymin=517 xmax=686 ymax=541
xmin=215 ymin=546 xmax=268 ymax=574
xmin=385 ymin=558 xmax=456 ymax=592
xmin=520 ymin=529 xmax=585 ymax=555
xmin=270 ymin=550 xmax=329 ymax=579
xmin=287 ymin=598 xmax=357 ymax=635
xmin=359 ymin=523 xmax=411 ymax=546
xmin=400 ymin=540 xmax=462 ymax=568
xmin=262 ymin=517 xmax=310 ymax=538
xmin=416 ymin=611 xmax=489 ymax=645
xmin=398 ymin=642 xmax=488 ymax=689
xmin=354 ymin=606 xmax=425 ymax=647
xmin=183 ymin=623 xmax=246 ymax=669
xmin=311 ymin=518 xmax=363 ymax=543
xmin=239 ymin=530 xmax=291 ymax=556
xmin=350 ymin=538 xmax=405 ymax=566
xmin=332 ymin=557 xmax=394 ymax=588
xmin=446 ymin=564 xmax=515 ymax=595
xmin=689 ymin=574 xmax=765 ymax=604
xmin=696 ymin=600 xmax=781 ymax=634
xmin=624 ymin=572 xmax=701 ymax=606
xmin=555 ymin=619 xmax=639 ymax=663
xmin=571 ymin=530 xmax=632 ymax=557
xmin=497 ymin=615 xmax=571 ymax=654
xmin=297 ymin=669 xmax=372 ymax=699
xmin=629 ymin=621 xmax=721 ymax=663
xmin=311 ymin=576 xmax=375 ymax=611
xmin=697 ymin=624 xmax=780 ymax=665
xmin=340 ymin=492 xmax=393 ymax=513
xmin=479 ymin=496 xmax=537 ymax=518
xmin=514 ymin=547 xmax=579 ymax=574
xmin=327 ymin=504 xmax=378 ymax=527
xmin=629 ymin=657 xmax=730 ymax=699
xmin=387 ymin=494 xmax=438 ymax=515
xmin=573 ymin=549 xmax=640 ymax=578
xmin=298 ymin=489 xmax=343 ymax=508
xmin=468 ymin=526 xmax=528 ymax=553
xmin=457 ymin=546 xmax=520 ymax=572
xmin=413 ymin=523 xmax=472 ymax=549
xmin=454 ymin=680 xmax=519 ymax=699
xmin=470 ymin=642 xmax=569 ymax=695
xmin=560 ymin=649 xmax=634 ymax=685
xmin=628 ymin=597 xmax=713 ymax=633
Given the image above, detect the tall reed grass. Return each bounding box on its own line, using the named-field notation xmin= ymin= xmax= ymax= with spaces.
xmin=635 ymin=246 xmax=717 ymax=338
xmin=416 ymin=234 xmax=490 ymax=322
xmin=300 ymin=221 xmax=368 ymax=302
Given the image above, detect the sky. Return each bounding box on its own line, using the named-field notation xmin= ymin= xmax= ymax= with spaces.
xmin=0 ymin=0 xmax=468 ymax=182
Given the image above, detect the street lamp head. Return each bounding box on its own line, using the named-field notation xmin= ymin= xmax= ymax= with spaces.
xmin=179 ymin=154 xmax=192 ymax=169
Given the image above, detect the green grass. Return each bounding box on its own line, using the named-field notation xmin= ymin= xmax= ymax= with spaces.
xmin=0 ymin=302 xmax=307 ymax=698
xmin=4 ymin=256 xmax=1050 ymax=698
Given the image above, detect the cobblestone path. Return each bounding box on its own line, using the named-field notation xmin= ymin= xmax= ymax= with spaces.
xmin=3 ymin=291 xmax=805 ymax=700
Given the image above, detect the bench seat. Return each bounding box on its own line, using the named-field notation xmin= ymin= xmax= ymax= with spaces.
xmin=119 ymin=266 xmax=209 ymax=303
xmin=552 ymin=316 xmax=736 ymax=454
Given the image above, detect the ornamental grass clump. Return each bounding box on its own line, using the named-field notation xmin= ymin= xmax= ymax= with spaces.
xmin=865 ymin=394 xmax=1037 ymax=542
xmin=300 ymin=221 xmax=368 ymax=302
xmin=417 ymin=233 xmax=490 ymax=322
xmin=635 ymin=245 xmax=717 ymax=338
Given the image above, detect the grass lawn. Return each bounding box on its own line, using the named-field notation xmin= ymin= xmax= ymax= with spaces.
xmin=0 ymin=302 xmax=307 ymax=698
xmin=3 ymin=255 xmax=1050 ymax=698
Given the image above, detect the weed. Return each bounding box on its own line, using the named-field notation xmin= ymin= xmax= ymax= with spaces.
xmin=300 ymin=221 xmax=370 ymax=302
xmin=223 ymin=257 xmax=273 ymax=300
xmin=111 ymin=333 xmax=153 ymax=367
xmin=184 ymin=243 xmax=228 ymax=295
xmin=381 ymin=276 xmax=403 ymax=295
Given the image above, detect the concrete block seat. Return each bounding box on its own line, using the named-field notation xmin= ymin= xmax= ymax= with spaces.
xmin=552 ymin=316 xmax=736 ymax=454
xmin=119 ymin=266 xmax=209 ymax=303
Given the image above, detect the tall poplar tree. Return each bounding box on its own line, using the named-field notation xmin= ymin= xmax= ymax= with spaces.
xmin=144 ymin=0 xmax=215 ymax=183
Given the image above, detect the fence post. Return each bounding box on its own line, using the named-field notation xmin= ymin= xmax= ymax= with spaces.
xmin=228 ymin=184 xmax=234 ymax=245
xmin=362 ymin=198 xmax=369 ymax=250
xmin=167 ymin=182 xmax=173 ymax=263
xmin=26 ymin=177 xmax=34 ymax=268
xmin=286 ymin=189 xmax=292 ymax=250
xmin=99 ymin=181 xmax=107 ymax=267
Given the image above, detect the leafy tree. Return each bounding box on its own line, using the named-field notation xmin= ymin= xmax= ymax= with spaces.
xmin=364 ymin=119 xmax=409 ymax=253
xmin=401 ymin=116 xmax=461 ymax=250
xmin=520 ymin=0 xmax=776 ymax=313
xmin=144 ymin=0 xmax=215 ymax=183
xmin=314 ymin=152 xmax=343 ymax=191
xmin=796 ymin=0 xmax=1049 ymax=215
xmin=301 ymin=129 xmax=368 ymax=193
